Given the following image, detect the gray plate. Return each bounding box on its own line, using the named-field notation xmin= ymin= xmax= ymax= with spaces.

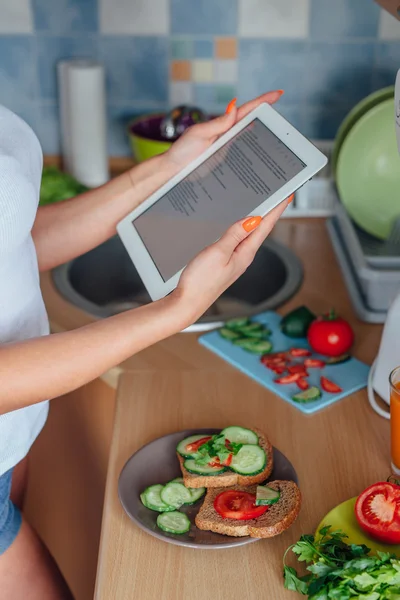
xmin=118 ymin=429 xmax=299 ymax=549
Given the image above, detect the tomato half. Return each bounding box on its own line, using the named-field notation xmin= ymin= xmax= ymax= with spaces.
xmin=214 ymin=490 xmax=268 ymax=520
xmin=296 ymin=377 xmax=309 ymax=390
xmin=185 ymin=436 xmax=212 ymax=453
xmin=275 ymin=373 xmax=302 ymax=384
xmin=355 ymin=482 xmax=400 ymax=544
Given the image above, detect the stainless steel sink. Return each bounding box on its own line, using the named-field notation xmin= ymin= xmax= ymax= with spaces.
xmin=52 ymin=236 xmax=303 ymax=332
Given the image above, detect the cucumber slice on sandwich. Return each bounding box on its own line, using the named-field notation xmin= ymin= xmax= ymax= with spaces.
xmin=221 ymin=426 xmax=258 ymax=445
xmin=176 ymin=434 xmax=210 ymax=458
xmin=255 ymin=485 xmax=281 ymax=506
xmin=183 ymin=459 xmax=227 ymax=476
xmin=230 ymin=445 xmax=266 ymax=476
xmin=157 ymin=511 xmax=191 ymax=535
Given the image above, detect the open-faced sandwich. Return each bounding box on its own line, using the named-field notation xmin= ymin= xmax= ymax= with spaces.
xmin=176 ymin=426 xmax=273 ymax=488
xmin=195 ymin=480 xmax=301 ymax=538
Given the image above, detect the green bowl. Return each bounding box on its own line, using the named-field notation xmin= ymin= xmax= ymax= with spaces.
xmin=128 ymin=114 xmax=172 ymax=163
xmin=332 ymin=86 xmax=394 ymax=176
xmin=336 ymin=97 xmax=400 ymax=240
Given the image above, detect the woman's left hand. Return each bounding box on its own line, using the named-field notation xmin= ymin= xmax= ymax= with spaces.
xmin=163 ymin=91 xmax=284 ymax=170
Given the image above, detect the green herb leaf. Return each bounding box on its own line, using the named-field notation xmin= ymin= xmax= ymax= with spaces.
xmin=283 ymin=566 xmax=308 ymax=594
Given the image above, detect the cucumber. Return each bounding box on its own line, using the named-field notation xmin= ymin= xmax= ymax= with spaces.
xmin=230 ymin=445 xmax=266 ymax=476
xmin=292 ymin=386 xmax=321 ymax=403
xmin=256 ymin=485 xmax=281 ymax=506
xmin=233 ymin=338 xmax=273 ymax=354
xmin=157 ymin=511 xmax=191 ymax=535
xmin=326 ymin=353 xmax=351 ymax=365
xmin=221 ymin=426 xmax=258 ymax=445
xmin=183 ymin=459 xmax=226 ymax=476
xmin=226 ymin=317 xmax=249 ymax=330
xmin=186 ymin=487 xmax=206 ymax=504
xmin=239 ymin=326 xmax=271 ymax=340
xmin=219 ymin=327 xmax=241 ymax=341
xmin=176 ymin=434 xmax=210 ymax=458
xmin=160 ymin=482 xmax=192 ymax=509
xmin=140 ymin=484 xmax=175 ymax=512
xmin=171 ymin=477 xmax=184 ymax=484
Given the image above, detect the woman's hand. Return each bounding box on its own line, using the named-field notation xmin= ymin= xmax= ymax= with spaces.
xmin=172 ymin=200 xmax=289 ymax=325
xmin=164 ymin=91 xmax=284 ymax=170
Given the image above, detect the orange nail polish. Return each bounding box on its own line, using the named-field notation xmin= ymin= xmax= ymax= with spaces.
xmin=288 ymin=193 xmax=294 ymax=204
xmin=277 ymin=90 xmax=284 ymax=97
xmin=243 ymin=216 xmax=262 ymax=232
xmin=225 ymin=98 xmax=237 ymax=114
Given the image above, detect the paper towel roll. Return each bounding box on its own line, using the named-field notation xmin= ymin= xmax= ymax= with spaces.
xmin=57 ymin=60 xmax=109 ymax=188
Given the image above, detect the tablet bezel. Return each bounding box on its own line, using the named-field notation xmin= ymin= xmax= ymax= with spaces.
xmin=117 ymin=102 xmax=327 ymax=301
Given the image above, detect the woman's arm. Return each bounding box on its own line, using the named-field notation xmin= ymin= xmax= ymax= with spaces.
xmin=32 ymin=154 xmax=180 ymax=272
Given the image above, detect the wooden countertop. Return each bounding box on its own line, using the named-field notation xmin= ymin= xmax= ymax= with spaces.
xmin=43 ymin=218 xmax=387 ymax=600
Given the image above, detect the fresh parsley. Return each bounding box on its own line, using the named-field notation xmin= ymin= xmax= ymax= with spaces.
xmin=283 ymin=526 xmax=400 ymax=599
xmin=194 ymin=434 xmax=243 ymax=466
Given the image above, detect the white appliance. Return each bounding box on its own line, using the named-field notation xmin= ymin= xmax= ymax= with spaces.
xmin=368 ymin=68 xmax=400 ymax=418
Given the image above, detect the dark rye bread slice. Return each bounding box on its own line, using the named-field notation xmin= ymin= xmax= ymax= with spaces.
xmin=195 ymin=480 xmax=301 ymax=538
xmin=177 ymin=428 xmax=273 ymax=489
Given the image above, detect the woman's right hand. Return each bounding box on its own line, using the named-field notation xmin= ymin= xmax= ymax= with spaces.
xmin=173 ymin=200 xmax=289 ymax=326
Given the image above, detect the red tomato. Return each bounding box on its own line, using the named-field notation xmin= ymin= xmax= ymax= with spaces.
xmin=288 ymin=365 xmax=309 ymax=376
xmin=275 ymin=373 xmax=302 ymax=384
xmin=304 ymin=358 xmax=326 ymax=369
xmin=214 ymin=490 xmax=268 ymax=520
xmin=270 ymin=366 xmax=286 ymax=375
xmin=209 ymin=453 xmax=233 ymax=468
xmin=261 ymin=353 xmax=287 ymax=365
xmin=307 ymin=311 xmax=354 ymax=357
xmin=289 ymin=348 xmax=311 ymax=357
xmin=296 ymin=377 xmax=309 ymax=390
xmin=185 ymin=436 xmax=212 ymax=453
xmin=355 ymin=482 xmax=400 ymax=544
xmin=320 ymin=376 xmax=342 ymax=394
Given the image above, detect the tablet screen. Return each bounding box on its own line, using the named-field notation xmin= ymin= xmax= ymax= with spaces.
xmin=134 ymin=118 xmax=306 ymax=282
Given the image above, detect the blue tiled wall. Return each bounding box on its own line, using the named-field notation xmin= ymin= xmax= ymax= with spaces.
xmin=1 ymin=0 xmax=399 ymax=156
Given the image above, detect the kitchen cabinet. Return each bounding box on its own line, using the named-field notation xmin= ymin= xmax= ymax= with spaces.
xmin=23 ymin=378 xmax=116 ymax=600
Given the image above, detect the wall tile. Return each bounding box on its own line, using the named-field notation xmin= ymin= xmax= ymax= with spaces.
xmin=214 ymin=59 xmax=237 ymax=83
xmin=306 ymin=42 xmax=375 ymax=108
xmin=379 ymin=10 xmax=400 ymax=40
xmin=99 ymin=37 xmax=168 ymax=104
xmin=239 ymin=0 xmax=309 ymax=39
xmin=215 ymin=37 xmax=237 ymax=58
xmin=100 ymin=0 xmax=169 ymax=35
xmin=215 ymin=84 xmax=236 ymax=105
xmin=309 ymin=0 xmax=380 ymax=39
xmin=0 ymin=0 xmax=33 ymax=34
xmin=170 ymin=81 xmax=193 ymax=105
xmin=0 ymin=36 xmax=37 ymax=107
xmin=37 ymin=36 xmax=97 ymax=100
xmin=275 ymin=104 xmax=303 ymax=133
xmin=107 ymin=104 xmax=137 ymax=157
xmin=302 ymin=104 xmax=352 ymax=140
xmin=171 ymin=0 xmax=238 ymax=35
xmin=238 ymin=40 xmax=309 ymax=105
xmin=192 ymin=59 xmax=213 ymax=83
xmin=170 ymin=60 xmax=191 ymax=81
xmin=35 ymin=102 xmax=61 ymax=154
xmin=171 ymin=39 xmax=193 ymax=60
xmin=194 ymin=39 xmax=214 ymax=58
xmin=33 ymin=0 xmax=98 ymax=33
xmin=193 ymin=83 xmax=215 ymax=107
xmin=373 ymin=42 xmax=400 ymax=89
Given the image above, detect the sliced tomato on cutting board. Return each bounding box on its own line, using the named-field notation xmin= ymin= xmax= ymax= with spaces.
xmin=214 ymin=490 xmax=268 ymax=521
xmin=289 ymin=348 xmax=311 ymax=357
xmin=296 ymin=377 xmax=310 ymax=390
xmin=355 ymin=482 xmax=400 ymax=544
xmin=304 ymin=358 xmax=326 ymax=369
xmin=275 ymin=373 xmax=302 ymax=384
xmin=321 ymin=376 xmax=343 ymax=394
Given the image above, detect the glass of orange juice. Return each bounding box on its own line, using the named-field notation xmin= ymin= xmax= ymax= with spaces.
xmin=390 ymin=366 xmax=400 ymax=475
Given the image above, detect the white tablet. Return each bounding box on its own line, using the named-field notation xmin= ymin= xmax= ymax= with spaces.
xmin=117 ymin=102 xmax=327 ymax=301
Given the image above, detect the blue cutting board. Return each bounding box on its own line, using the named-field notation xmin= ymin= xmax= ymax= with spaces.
xmin=199 ymin=311 xmax=370 ymax=414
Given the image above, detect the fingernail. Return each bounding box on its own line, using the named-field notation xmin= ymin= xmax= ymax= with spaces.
xmin=277 ymin=90 xmax=284 ymax=97
xmin=288 ymin=193 xmax=294 ymax=204
xmin=225 ymin=98 xmax=237 ymax=114
xmin=243 ymin=216 xmax=262 ymax=232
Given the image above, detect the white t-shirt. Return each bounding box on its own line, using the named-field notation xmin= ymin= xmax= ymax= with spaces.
xmin=0 ymin=105 xmax=49 ymax=476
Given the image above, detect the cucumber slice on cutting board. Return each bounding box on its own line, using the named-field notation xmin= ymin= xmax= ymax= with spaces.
xmin=230 ymin=445 xmax=266 ymax=475
xmin=160 ymin=482 xmax=192 ymax=509
xmin=157 ymin=511 xmax=191 ymax=535
xmin=255 ymin=485 xmax=281 ymax=506
xmin=225 ymin=317 xmax=249 ymax=330
xmin=292 ymin=386 xmax=321 ymax=403
xmin=140 ymin=484 xmax=175 ymax=512
xmin=176 ymin=434 xmax=209 ymax=458
xmin=183 ymin=459 xmax=226 ymax=476
xmin=221 ymin=426 xmax=258 ymax=445
xmin=233 ymin=338 xmax=273 ymax=354
xmin=219 ymin=327 xmax=241 ymax=341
